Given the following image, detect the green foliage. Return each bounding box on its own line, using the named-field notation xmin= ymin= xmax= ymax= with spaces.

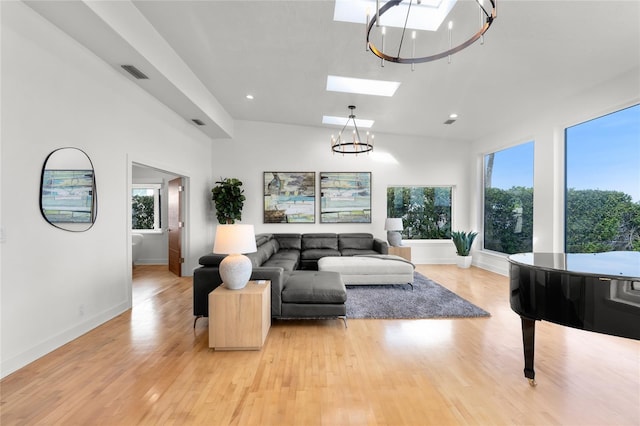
xmin=387 ymin=187 xmax=451 ymax=240
xmin=451 ymin=231 xmax=478 ymax=256
xmin=484 ymin=186 xmax=639 ymax=254
xmin=566 ymin=189 xmax=640 ymax=253
xmin=484 ymin=186 xmax=533 ymax=254
xmin=211 ymin=178 xmax=245 ymax=224
xmin=132 ymin=195 xmax=154 ymax=229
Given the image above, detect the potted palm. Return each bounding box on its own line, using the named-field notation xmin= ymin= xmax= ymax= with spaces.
xmin=211 ymin=178 xmax=245 ymax=224
xmin=451 ymin=231 xmax=478 ymax=268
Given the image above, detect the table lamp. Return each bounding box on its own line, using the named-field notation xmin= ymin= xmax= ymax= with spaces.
xmin=213 ymin=224 xmax=257 ymax=290
xmin=384 ymin=218 xmax=404 ymax=247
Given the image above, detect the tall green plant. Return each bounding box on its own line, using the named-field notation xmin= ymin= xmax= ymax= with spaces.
xmin=211 ymin=178 xmax=245 ymax=224
xmin=451 ymin=231 xmax=478 ymax=256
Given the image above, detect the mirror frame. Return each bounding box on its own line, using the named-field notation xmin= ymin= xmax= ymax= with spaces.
xmin=39 ymin=147 xmax=98 ymax=232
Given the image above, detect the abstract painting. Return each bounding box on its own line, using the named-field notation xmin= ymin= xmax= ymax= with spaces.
xmin=320 ymin=172 xmax=371 ymax=223
xmin=264 ymin=172 xmax=315 ymax=223
xmin=41 ymin=169 xmax=95 ymax=223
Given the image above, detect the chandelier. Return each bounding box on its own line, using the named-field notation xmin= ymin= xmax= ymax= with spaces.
xmin=330 ymin=106 xmax=374 ymax=155
xmin=366 ymin=0 xmax=497 ymax=66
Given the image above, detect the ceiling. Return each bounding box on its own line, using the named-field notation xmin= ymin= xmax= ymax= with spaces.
xmin=24 ymin=1 xmax=640 ymax=142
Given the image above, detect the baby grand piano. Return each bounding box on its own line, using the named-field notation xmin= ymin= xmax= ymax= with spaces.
xmin=509 ymin=251 xmax=640 ymax=385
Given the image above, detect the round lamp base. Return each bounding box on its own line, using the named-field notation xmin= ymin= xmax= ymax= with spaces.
xmin=387 ymin=231 xmax=403 ymax=247
xmin=219 ymin=253 xmax=253 ymax=290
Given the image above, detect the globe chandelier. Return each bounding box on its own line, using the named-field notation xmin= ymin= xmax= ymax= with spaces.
xmin=366 ymin=0 xmax=497 ymax=68
xmin=330 ymin=106 xmax=374 ymax=155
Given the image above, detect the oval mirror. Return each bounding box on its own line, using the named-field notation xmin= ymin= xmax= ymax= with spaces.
xmin=40 ymin=147 xmax=97 ymax=232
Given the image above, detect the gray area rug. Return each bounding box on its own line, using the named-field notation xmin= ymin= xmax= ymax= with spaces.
xmin=346 ymin=272 xmax=490 ymax=319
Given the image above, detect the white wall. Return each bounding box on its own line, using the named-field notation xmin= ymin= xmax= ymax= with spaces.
xmin=0 ymin=2 xmax=214 ymax=378
xmin=469 ymin=68 xmax=640 ymax=275
xmin=211 ymin=120 xmax=473 ymax=264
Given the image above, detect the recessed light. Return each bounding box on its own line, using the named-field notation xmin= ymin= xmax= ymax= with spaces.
xmin=246 ymin=94 xmax=254 ymax=100
xmin=322 ymin=115 xmax=374 ymax=128
xmin=449 ymin=113 xmax=458 ymax=119
xmin=327 ymin=75 xmax=400 ymax=97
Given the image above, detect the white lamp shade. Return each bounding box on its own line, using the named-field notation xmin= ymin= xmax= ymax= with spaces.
xmin=213 ymin=224 xmax=257 ymax=254
xmin=384 ymin=218 xmax=403 ymax=231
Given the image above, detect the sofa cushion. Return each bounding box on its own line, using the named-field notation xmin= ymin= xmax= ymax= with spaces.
xmin=340 ymin=248 xmax=380 ymax=256
xmin=263 ymin=250 xmax=299 ymax=271
xmin=255 ymin=233 xmax=273 ymax=247
xmin=274 ymin=233 xmax=302 ymax=250
xmin=301 ymin=248 xmax=341 ymax=261
xmin=302 ymin=233 xmax=338 ymax=250
xmin=264 ymin=238 xmax=279 ymax=258
xmin=339 ymin=233 xmax=374 ymax=251
xmin=281 ymin=271 xmax=346 ymax=304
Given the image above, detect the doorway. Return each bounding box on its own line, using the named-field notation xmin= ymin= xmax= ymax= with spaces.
xmin=131 ymin=163 xmax=187 ymax=277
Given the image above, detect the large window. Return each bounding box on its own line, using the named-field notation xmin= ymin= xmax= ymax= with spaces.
xmin=565 ymin=104 xmax=640 ymax=253
xmin=483 ymin=142 xmax=534 ymax=254
xmin=386 ymin=186 xmax=452 ymax=239
xmin=132 ymin=184 xmax=161 ymax=231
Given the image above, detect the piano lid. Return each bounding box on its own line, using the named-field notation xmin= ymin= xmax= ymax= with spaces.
xmin=508 ymin=251 xmax=640 ymax=281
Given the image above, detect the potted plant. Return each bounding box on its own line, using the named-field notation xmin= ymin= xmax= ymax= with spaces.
xmin=211 ymin=178 xmax=245 ymax=224
xmin=451 ymin=231 xmax=478 ymax=268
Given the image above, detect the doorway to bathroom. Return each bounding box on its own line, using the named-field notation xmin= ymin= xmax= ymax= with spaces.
xmin=131 ymin=162 xmax=186 ymax=277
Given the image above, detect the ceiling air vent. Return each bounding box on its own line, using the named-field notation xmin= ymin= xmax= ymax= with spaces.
xmin=444 ymin=118 xmax=457 ymax=125
xmin=121 ymin=65 xmax=148 ymax=80
xmin=191 ymin=119 xmax=205 ymax=126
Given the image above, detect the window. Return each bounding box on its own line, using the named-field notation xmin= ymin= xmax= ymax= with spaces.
xmin=132 ymin=184 xmax=161 ymax=231
xmin=386 ymin=186 xmax=452 ymax=239
xmin=565 ymin=104 xmax=640 ymax=253
xmin=483 ymin=142 xmax=534 ymax=254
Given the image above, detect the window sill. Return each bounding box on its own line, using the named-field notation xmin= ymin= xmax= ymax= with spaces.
xmin=132 ymin=229 xmax=164 ymax=235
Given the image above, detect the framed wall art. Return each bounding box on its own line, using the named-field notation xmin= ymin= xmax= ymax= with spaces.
xmin=319 ymin=172 xmax=371 ymax=223
xmin=263 ymin=172 xmax=315 ymax=223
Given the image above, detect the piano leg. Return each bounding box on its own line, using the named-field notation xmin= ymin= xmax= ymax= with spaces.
xmin=521 ymin=317 xmax=537 ymax=386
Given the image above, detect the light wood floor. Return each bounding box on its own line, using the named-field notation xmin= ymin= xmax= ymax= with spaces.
xmin=1 ymin=264 xmax=638 ymax=425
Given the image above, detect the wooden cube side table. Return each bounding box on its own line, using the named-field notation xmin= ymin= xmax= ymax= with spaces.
xmin=388 ymin=246 xmax=412 ymax=262
xmin=209 ymin=281 xmax=271 ymax=350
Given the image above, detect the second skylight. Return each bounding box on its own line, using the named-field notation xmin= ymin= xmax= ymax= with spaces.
xmin=326 ymin=75 xmax=400 ymax=97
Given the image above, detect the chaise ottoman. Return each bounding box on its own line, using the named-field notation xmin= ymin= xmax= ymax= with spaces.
xmin=280 ymin=271 xmax=348 ymax=326
xmin=318 ymin=255 xmax=415 ymax=289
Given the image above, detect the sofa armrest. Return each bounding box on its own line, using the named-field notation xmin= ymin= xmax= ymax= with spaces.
xmin=193 ymin=266 xmax=223 ymax=317
xmin=373 ymin=238 xmax=389 ymax=255
xmin=250 ymin=267 xmax=285 ymax=317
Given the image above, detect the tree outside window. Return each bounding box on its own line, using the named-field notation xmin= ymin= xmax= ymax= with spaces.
xmin=386 ymin=186 xmax=452 ymax=240
xmin=132 ymin=184 xmax=161 ymax=231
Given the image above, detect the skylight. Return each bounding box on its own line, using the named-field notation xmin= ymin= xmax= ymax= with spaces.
xmin=333 ymin=0 xmax=457 ymax=31
xmin=326 ymin=75 xmax=400 ymax=97
xmin=322 ymin=115 xmax=374 ymax=129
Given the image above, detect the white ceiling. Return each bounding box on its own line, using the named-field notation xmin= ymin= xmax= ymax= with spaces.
xmin=24 ymin=1 xmax=640 ymax=142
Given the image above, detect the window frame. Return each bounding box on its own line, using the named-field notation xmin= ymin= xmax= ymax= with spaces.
xmin=386 ymin=185 xmax=454 ymax=241
xmin=482 ymin=141 xmax=535 ymax=255
xmin=564 ymin=103 xmax=640 ymax=253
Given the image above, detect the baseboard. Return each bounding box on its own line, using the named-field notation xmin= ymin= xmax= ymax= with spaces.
xmin=134 ymin=259 xmax=168 ymax=265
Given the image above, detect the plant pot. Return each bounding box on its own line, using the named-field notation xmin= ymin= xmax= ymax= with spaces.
xmin=456 ymin=255 xmax=472 ymax=269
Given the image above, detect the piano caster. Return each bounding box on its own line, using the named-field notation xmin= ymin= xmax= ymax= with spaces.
xmin=528 ymin=378 xmax=537 ymax=387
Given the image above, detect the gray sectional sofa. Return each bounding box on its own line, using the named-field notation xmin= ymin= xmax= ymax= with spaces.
xmin=193 ymin=232 xmax=388 ymax=325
